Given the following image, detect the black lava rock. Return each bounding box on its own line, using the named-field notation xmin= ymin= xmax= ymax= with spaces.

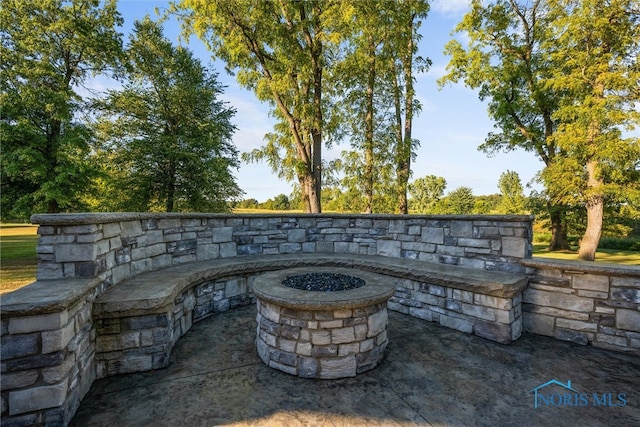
xmin=282 ymin=272 xmax=366 ymax=292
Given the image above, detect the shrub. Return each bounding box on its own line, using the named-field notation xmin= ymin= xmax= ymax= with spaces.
xmin=598 ymin=238 xmax=640 ymax=251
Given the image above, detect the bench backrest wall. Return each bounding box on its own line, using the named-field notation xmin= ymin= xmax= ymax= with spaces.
xmin=31 ymin=213 xmax=534 ymax=287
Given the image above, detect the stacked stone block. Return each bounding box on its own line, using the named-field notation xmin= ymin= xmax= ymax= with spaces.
xmin=256 ymin=300 xmax=389 ymax=379
xmin=4 ymin=213 xmax=638 ymax=426
xmin=388 ymin=278 xmax=523 ymax=344
xmin=31 ymin=214 xmax=534 ymax=290
xmin=193 ymin=276 xmax=255 ymax=321
xmin=2 ymin=212 xmax=536 ymax=425
xmin=94 ymin=275 xmax=256 ymax=378
xmin=1 ymin=293 xmax=95 ymax=426
xmin=522 ymin=259 xmax=640 ymax=354
xmin=95 ymin=311 xmax=173 ymax=378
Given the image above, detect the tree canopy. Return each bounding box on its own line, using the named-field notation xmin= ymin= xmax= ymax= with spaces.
xmin=497 ymin=170 xmax=526 ymax=214
xmin=175 ymin=0 xmax=355 ymax=212
xmin=94 ymin=18 xmax=241 ymax=212
xmin=441 ymin=0 xmax=639 ymax=260
xmin=329 ymin=0 xmax=430 ymax=214
xmin=2 ymin=0 xmax=637 ymax=257
xmin=1 ymin=0 xmax=123 ymax=218
xmin=542 ymin=0 xmax=640 ymax=260
xmin=442 ymin=186 xmax=475 ymax=215
xmin=409 ymin=175 xmax=446 ymax=213
xmin=175 ymin=0 xmax=429 ymax=213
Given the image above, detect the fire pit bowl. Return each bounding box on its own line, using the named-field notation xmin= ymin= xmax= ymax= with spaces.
xmin=252 ymin=267 xmax=396 ymax=379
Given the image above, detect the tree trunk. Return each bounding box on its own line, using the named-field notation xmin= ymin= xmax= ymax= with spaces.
xmin=547 ymin=203 xmax=569 ymax=251
xmin=397 ymin=14 xmax=416 ymax=215
xmin=310 ymin=129 xmax=322 ymax=213
xmin=578 ymin=160 xmax=604 ymax=261
xmin=47 ymin=199 xmax=60 ymax=213
xmin=166 ymin=161 xmax=176 ymax=213
xmin=392 ymin=72 xmax=404 ymax=213
xmin=579 ymin=197 xmax=603 ymax=261
xmin=308 ymin=4 xmax=323 ymax=214
xmin=299 ymin=176 xmax=311 ymax=213
xmin=46 ymin=120 xmax=61 ymax=213
xmin=301 ymin=173 xmax=320 ymax=213
xmin=364 ymin=41 xmax=376 ymax=214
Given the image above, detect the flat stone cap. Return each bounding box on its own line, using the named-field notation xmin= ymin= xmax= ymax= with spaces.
xmin=252 ymin=267 xmax=396 ymax=310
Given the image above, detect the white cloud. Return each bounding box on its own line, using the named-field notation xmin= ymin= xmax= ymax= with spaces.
xmin=416 ymin=94 xmax=437 ymax=114
xmin=75 ymin=75 xmax=122 ymax=99
xmin=431 ymin=0 xmax=471 ymax=18
xmin=423 ymin=62 xmax=448 ymax=80
xmin=221 ymin=92 xmax=273 ymax=152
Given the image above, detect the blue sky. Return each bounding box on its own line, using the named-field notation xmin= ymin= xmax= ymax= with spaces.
xmin=111 ymin=0 xmax=546 ymax=202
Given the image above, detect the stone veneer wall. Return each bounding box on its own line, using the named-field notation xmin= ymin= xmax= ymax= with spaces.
xmin=94 ymin=274 xmax=256 ymax=378
xmin=0 ymin=281 xmax=96 ymax=426
xmin=31 ymin=213 xmax=533 ymax=287
xmin=0 ymin=212 xmax=532 ymax=426
xmin=522 ymin=258 xmax=640 ymax=353
xmin=389 ymin=279 xmax=523 ymax=344
xmin=256 ymin=300 xmax=389 ymax=379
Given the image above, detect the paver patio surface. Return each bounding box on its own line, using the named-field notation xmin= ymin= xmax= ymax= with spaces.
xmin=71 ymin=305 xmax=640 ymax=426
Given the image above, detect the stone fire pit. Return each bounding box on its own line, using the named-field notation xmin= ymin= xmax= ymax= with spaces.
xmin=252 ymin=267 xmax=396 ymax=379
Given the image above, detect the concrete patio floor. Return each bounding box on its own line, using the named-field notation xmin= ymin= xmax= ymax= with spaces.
xmin=71 ymin=305 xmax=640 ymax=427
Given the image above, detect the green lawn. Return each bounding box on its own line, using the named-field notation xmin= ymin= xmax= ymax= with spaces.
xmin=0 ymin=224 xmax=39 ymax=294
xmin=532 ymin=243 xmax=639 ymax=266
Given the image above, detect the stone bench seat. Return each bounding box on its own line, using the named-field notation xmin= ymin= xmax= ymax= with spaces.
xmin=94 ymin=253 xmax=526 ymax=316
xmin=93 ymin=253 xmax=527 ymax=377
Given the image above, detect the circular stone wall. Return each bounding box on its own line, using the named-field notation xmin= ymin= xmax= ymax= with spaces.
xmin=252 ymin=267 xmax=396 ymax=379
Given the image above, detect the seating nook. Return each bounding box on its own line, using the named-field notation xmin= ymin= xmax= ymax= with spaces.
xmin=2 ymin=213 xmax=638 ymax=426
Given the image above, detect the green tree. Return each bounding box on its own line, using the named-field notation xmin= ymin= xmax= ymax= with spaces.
xmin=409 ymin=175 xmax=446 ymax=213
xmin=321 ymin=184 xmax=367 ymax=213
xmin=272 ymin=194 xmax=290 ymax=211
xmin=176 ymin=0 xmax=354 ymax=213
xmin=542 ymin=0 xmax=640 ymax=260
xmin=322 ymin=158 xmax=367 ymax=213
xmin=390 ymin=0 xmax=430 ymax=214
xmin=331 ymin=0 xmax=392 ymax=214
xmin=331 ymin=0 xmax=430 ymax=214
xmin=333 ymin=146 xmax=396 ymax=214
xmin=443 ymin=186 xmax=475 ymax=214
xmin=94 ymin=18 xmax=241 ymax=212
xmin=473 ymin=194 xmax=502 ymax=214
xmin=441 ymin=0 xmax=640 ymax=261
xmin=0 ymin=0 xmax=123 ymax=219
xmin=237 ymin=198 xmax=259 ymax=209
xmin=439 ymin=0 xmax=569 ymax=249
xmin=497 ymin=170 xmax=527 ymax=214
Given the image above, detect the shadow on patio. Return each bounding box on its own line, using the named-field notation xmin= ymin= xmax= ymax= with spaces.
xmin=71 ymin=305 xmax=640 ymax=426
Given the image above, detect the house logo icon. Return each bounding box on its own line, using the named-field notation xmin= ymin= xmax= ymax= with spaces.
xmin=529 ymin=379 xmax=578 ymax=409
xmin=529 ymin=379 xmax=628 ymax=409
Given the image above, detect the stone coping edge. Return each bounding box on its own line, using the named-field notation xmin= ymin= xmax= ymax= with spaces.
xmin=30 ymin=212 xmax=536 ymax=225
xmin=522 ymin=257 xmax=639 ymax=277
xmin=252 ymin=267 xmax=397 ymax=310
xmin=2 ymin=254 xmax=528 ymax=318
xmin=0 ymin=277 xmax=102 ymax=316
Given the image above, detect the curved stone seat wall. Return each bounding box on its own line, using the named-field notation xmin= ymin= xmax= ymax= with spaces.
xmin=7 ymin=213 xmax=639 ymax=426
xmin=1 ymin=212 xmax=534 ymax=425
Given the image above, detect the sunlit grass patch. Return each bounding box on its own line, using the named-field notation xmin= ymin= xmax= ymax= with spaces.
xmin=532 ymin=244 xmax=639 ymax=266
xmin=1 ymin=224 xmax=38 ymax=294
